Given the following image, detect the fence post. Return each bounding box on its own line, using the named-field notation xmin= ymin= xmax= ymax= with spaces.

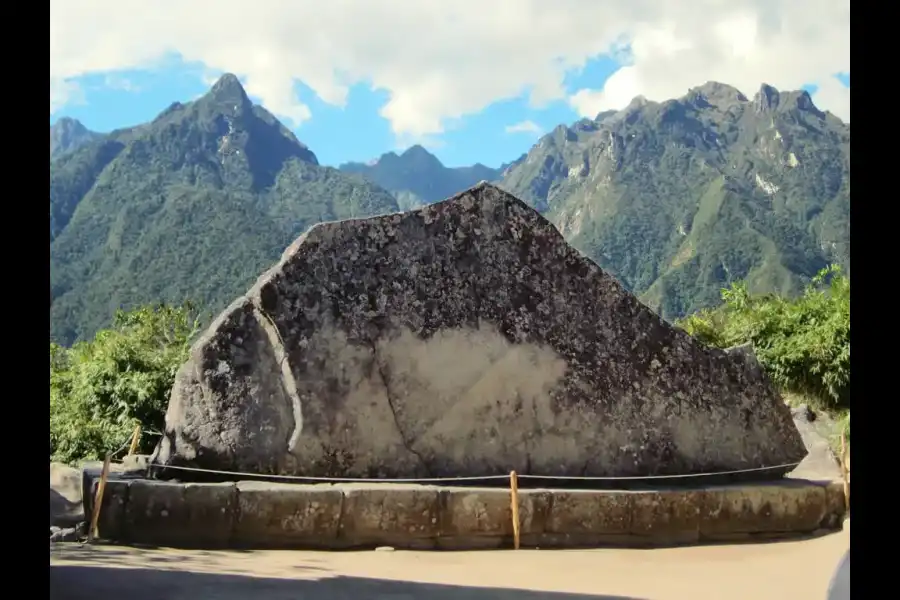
xmin=509 ymin=470 xmax=521 ymax=550
xmin=127 ymin=425 xmax=142 ymax=457
xmin=88 ymin=454 xmax=112 ymax=542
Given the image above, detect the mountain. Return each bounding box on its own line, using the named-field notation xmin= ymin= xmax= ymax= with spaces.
xmin=339 ymin=145 xmax=501 ymax=210
xmin=499 ymin=82 xmax=850 ymax=319
xmin=50 ymin=74 xmax=400 ymax=344
xmin=50 ymin=117 xmax=102 ymax=158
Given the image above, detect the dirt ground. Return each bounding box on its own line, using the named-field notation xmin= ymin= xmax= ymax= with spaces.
xmin=50 ymin=521 xmax=848 ymax=600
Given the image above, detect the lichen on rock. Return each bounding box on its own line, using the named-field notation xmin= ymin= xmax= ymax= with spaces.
xmin=152 ymin=182 xmax=806 ymax=480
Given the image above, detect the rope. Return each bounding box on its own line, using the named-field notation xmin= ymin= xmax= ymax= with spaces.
xmin=107 ymin=437 xmax=134 ymax=460
xmin=148 ymin=463 xmax=510 ymax=483
xmin=107 ymin=429 xmax=163 ymax=460
xmin=517 ymin=461 xmax=802 ymax=480
xmin=147 ymin=460 xmax=803 ymax=483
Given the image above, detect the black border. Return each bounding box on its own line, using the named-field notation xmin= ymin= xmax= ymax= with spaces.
xmin=845 ymin=7 xmax=862 ymax=598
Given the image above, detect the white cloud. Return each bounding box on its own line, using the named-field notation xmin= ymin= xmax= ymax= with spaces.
xmin=567 ymin=3 xmax=850 ymax=122
xmin=50 ymin=0 xmax=850 ymax=133
xmin=505 ymin=120 xmax=542 ymax=135
xmin=813 ymin=76 xmax=851 ymax=121
xmin=50 ymin=78 xmax=83 ymax=114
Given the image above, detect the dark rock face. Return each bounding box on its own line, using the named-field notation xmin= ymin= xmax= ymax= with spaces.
xmin=152 ymin=183 xmax=806 ymax=480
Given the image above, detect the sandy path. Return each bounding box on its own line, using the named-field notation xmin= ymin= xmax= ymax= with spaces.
xmin=50 ymin=523 xmax=848 ymax=600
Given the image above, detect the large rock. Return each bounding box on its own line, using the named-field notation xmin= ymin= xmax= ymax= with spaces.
xmin=152 ymin=183 xmax=806 ymax=480
xmin=50 ymin=462 xmax=84 ymax=527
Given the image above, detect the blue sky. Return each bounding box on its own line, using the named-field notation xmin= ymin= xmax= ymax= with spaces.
xmin=49 ymin=56 xmax=621 ymax=168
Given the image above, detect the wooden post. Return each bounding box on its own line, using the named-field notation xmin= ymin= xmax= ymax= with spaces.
xmin=88 ymin=454 xmax=112 ymax=542
xmin=127 ymin=425 xmax=142 ymax=456
xmin=509 ymin=470 xmax=521 ymax=550
xmin=839 ymin=432 xmax=850 ymax=513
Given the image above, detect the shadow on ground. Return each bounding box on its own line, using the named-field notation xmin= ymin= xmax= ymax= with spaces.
xmin=50 ymin=564 xmax=646 ymax=600
xmin=49 ymin=544 xmax=323 ymax=575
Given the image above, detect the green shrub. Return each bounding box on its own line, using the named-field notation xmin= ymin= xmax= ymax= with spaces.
xmin=50 ymin=302 xmax=199 ymax=464
xmin=678 ymin=264 xmax=850 ymax=411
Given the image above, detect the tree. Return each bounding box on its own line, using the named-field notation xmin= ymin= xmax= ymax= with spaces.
xmin=678 ymin=265 xmax=850 ymax=410
xmin=50 ymin=302 xmax=200 ymax=464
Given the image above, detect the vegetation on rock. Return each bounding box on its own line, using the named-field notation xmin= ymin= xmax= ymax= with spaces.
xmin=678 ymin=264 xmax=850 ymax=445
xmin=49 ymin=303 xmax=199 ymax=464
xmin=678 ymin=264 xmax=849 ymax=410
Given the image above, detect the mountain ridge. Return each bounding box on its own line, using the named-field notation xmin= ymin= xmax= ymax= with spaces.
xmin=339 ymin=145 xmax=502 ymax=210
xmin=50 ymin=74 xmax=400 ymax=344
xmin=50 ymin=76 xmax=849 ymax=343
xmin=499 ymin=81 xmax=849 ymax=318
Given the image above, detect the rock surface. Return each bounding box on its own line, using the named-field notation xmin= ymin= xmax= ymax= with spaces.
xmin=787 ymin=405 xmax=843 ymax=482
xmin=50 ymin=462 xmax=84 ymax=527
xmin=50 ymin=523 xmax=85 ymax=543
xmin=152 ymin=182 xmax=806 ymax=480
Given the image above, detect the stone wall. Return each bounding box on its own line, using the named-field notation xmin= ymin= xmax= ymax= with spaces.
xmin=93 ymin=479 xmax=846 ymax=550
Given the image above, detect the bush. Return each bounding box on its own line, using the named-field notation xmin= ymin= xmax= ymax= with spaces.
xmin=677 ymin=265 xmax=850 ymax=411
xmin=50 ymin=302 xmax=199 ymax=464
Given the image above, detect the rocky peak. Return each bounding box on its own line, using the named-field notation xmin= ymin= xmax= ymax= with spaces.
xmin=50 ymin=117 xmax=100 ymax=157
xmin=209 ymin=73 xmax=250 ymax=102
xmin=601 ymin=96 xmax=655 ymax=128
xmin=781 ymin=90 xmax=825 ymax=118
xmin=626 ymin=95 xmax=650 ymax=111
xmin=400 ymin=145 xmax=444 ymax=169
xmin=754 ymin=83 xmax=781 ymax=112
xmin=688 ymin=82 xmax=748 ymax=109
xmin=200 ymin=73 xmax=253 ymax=116
xmin=753 ymin=84 xmax=826 ymax=119
xmin=52 ymin=116 xmax=87 ymax=135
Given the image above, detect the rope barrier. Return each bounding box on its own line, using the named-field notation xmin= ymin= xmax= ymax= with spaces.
xmin=517 ymin=461 xmax=802 ymax=480
xmin=148 ymin=463 xmax=511 ymax=482
xmin=147 ymin=460 xmax=803 ymax=483
xmin=106 ymin=428 xmax=163 ymax=461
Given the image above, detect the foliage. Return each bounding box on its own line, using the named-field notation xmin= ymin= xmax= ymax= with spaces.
xmin=678 ymin=264 xmax=850 ymax=410
xmin=49 ymin=302 xmax=199 ymax=464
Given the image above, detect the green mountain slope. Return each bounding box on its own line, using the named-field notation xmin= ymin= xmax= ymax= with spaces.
xmin=50 ymin=74 xmax=400 ymax=344
xmin=339 ymin=145 xmax=501 ymax=209
xmin=500 ymin=82 xmax=850 ymax=319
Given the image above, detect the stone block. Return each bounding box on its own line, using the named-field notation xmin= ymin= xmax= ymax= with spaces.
xmin=539 ymin=489 xmax=634 ymax=547
xmin=234 ymin=482 xmax=343 ymax=548
xmin=699 ymin=481 xmax=827 ymax=541
xmin=95 ymin=479 xmax=130 ymax=540
xmin=435 ymin=488 xmax=549 ymax=549
xmin=820 ymin=480 xmax=848 ymax=529
xmin=125 ymin=480 xmax=236 ymax=547
xmin=630 ymin=489 xmax=701 ymax=545
xmin=338 ymin=484 xmax=440 ymax=549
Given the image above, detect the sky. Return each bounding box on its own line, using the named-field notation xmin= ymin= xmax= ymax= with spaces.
xmin=50 ymin=0 xmax=850 ymax=169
